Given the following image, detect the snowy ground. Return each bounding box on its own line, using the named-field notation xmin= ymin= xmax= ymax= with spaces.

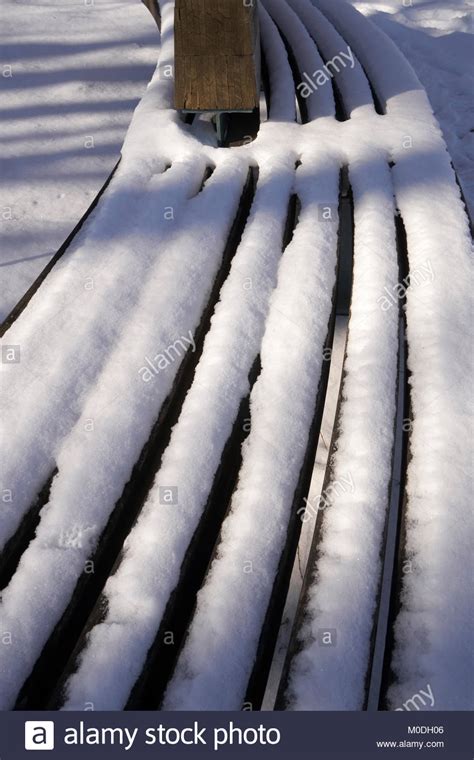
xmin=348 ymin=0 xmax=474 ymax=217
xmin=0 ymin=0 xmax=159 ymax=319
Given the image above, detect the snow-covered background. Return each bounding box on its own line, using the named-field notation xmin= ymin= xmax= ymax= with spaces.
xmin=0 ymin=0 xmax=159 ymax=319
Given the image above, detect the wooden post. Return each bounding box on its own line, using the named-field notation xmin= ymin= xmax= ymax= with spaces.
xmin=174 ymin=0 xmax=260 ymax=144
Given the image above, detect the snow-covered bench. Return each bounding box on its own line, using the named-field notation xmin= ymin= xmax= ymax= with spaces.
xmin=0 ymin=0 xmax=471 ymax=713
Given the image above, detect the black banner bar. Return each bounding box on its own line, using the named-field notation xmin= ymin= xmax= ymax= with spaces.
xmin=1 ymin=710 xmax=472 ymax=759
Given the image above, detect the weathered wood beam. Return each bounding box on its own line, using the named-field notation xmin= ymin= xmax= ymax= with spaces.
xmin=174 ymin=0 xmax=260 ymax=112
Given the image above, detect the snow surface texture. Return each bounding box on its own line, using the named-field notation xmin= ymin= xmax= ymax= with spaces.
xmin=348 ymin=0 xmax=474 ymax=219
xmin=163 ymin=153 xmax=340 ymax=711
xmin=1 ymin=0 xmax=472 ymax=711
xmin=283 ymin=156 xmax=399 ymax=711
xmin=0 ymin=0 xmax=159 ymax=319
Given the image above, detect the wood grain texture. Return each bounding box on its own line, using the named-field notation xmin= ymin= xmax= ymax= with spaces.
xmin=174 ymin=0 xmax=259 ymax=111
